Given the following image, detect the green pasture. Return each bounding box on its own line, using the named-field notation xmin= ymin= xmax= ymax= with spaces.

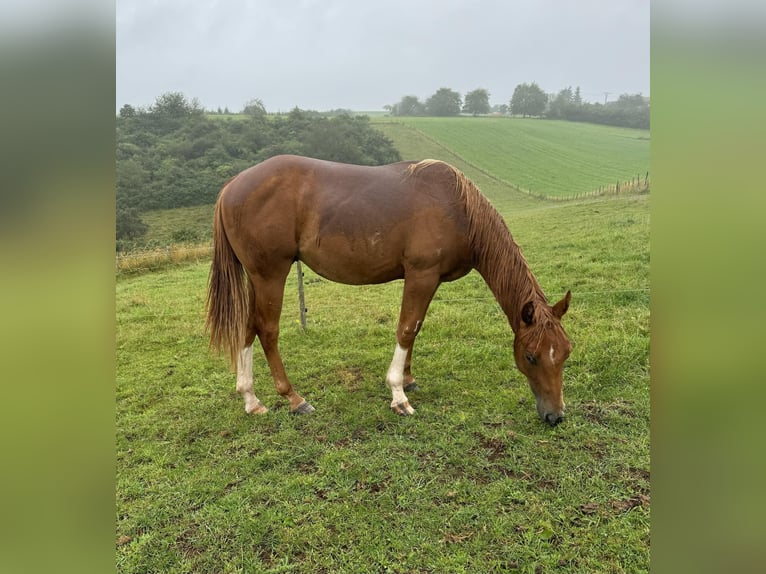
xmin=373 ymin=117 xmax=649 ymax=198
xmin=117 ymin=118 xmax=650 ymax=572
xmin=133 ymin=117 xmax=648 ymax=249
xmin=117 ymin=202 xmax=649 ymax=572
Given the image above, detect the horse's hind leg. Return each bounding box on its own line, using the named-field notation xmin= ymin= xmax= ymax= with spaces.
xmin=236 ymin=282 xmax=268 ymax=414
xmin=251 ymin=267 xmax=314 ymax=414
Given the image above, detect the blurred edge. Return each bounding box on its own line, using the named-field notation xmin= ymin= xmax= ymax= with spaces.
xmin=0 ymin=2 xmax=116 ymax=574
xmin=652 ymin=1 xmax=766 ymax=573
xmin=1 ymin=0 xmax=765 ymax=572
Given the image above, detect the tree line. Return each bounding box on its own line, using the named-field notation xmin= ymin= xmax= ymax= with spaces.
xmin=387 ymin=84 xmax=649 ymax=129
xmin=117 ymin=93 xmax=401 ymax=247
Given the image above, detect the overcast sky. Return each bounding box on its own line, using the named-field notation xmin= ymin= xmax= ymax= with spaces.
xmin=116 ymin=0 xmax=649 ymax=113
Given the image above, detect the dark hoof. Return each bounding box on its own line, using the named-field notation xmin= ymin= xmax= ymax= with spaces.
xmin=391 ymin=401 xmax=415 ymax=416
xmin=403 ymin=382 xmax=420 ymax=393
xmin=291 ymin=401 xmax=316 ymax=415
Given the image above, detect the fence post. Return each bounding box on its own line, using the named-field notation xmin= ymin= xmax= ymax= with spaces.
xmin=296 ymin=261 xmax=307 ymax=331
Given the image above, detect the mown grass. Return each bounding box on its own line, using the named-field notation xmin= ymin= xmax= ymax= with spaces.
xmin=116 ymin=191 xmax=649 ymax=572
xmin=374 ymin=117 xmax=649 ymax=198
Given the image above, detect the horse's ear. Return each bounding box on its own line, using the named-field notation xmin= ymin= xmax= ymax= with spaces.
xmin=521 ymin=301 xmax=535 ymax=326
xmin=553 ymin=290 xmax=571 ymax=319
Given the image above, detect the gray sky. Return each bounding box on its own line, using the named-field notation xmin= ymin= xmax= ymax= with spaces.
xmin=116 ymin=0 xmax=649 ymax=112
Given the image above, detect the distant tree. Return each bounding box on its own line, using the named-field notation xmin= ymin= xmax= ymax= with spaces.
xmin=463 ymin=88 xmax=491 ymax=116
xmin=509 ymin=82 xmax=548 ymax=117
xmin=573 ymin=86 xmax=582 ymax=105
xmin=491 ymin=103 xmax=509 ymax=115
xmin=242 ymin=98 xmax=267 ymax=117
xmin=119 ymin=104 xmax=136 ymax=118
xmin=425 ymin=88 xmax=462 ymax=116
xmin=391 ymin=95 xmax=425 ymax=116
xmin=302 ymin=115 xmax=400 ymax=165
xmin=151 ymin=92 xmax=202 ymax=118
xmin=548 ymin=86 xmax=575 ymax=119
xmin=556 ymin=92 xmax=649 ymax=128
xmin=116 ymin=206 xmax=147 ymax=241
xmin=608 ymin=93 xmax=650 ymax=128
xmin=115 ymin=93 xmax=401 ymax=247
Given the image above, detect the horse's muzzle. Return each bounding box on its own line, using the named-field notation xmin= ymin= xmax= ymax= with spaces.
xmin=545 ymin=412 xmax=564 ymax=426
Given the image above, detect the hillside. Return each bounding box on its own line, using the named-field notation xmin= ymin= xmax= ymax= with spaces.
xmin=373 ymin=117 xmax=649 ymax=199
xmin=132 ymin=116 xmax=649 ymax=255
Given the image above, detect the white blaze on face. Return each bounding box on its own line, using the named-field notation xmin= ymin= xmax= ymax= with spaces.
xmin=549 ymin=345 xmax=556 ymax=365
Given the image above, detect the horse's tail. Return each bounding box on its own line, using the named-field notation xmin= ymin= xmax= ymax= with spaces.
xmin=206 ymin=191 xmax=249 ymax=370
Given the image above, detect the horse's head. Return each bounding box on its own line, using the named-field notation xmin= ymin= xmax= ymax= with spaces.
xmin=513 ymin=291 xmax=572 ymax=426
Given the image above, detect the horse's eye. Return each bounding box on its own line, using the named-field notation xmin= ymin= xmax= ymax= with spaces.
xmin=525 ymin=352 xmax=537 ymax=365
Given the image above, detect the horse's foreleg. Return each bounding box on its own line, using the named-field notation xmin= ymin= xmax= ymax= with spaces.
xmin=387 ymin=272 xmax=440 ymax=415
xmin=403 ymin=344 xmax=419 ymax=392
xmin=387 ymin=343 xmax=413 ymax=415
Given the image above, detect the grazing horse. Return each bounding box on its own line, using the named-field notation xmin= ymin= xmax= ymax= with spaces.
xmin=206 ymin=155 xmax=572 ymax=425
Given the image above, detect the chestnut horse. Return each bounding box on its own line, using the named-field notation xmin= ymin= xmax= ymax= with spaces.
xmin=206 ymin=155 xmax=572 ymax=425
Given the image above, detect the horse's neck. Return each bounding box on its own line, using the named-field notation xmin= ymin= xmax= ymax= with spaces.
xmin=473 ymin=225 xmax=546 ymax=333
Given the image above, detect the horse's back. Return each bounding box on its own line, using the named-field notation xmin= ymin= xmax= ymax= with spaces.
xmin=218 ymin=155 xmax=472 ymax=284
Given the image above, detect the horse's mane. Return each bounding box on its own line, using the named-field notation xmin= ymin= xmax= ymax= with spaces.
xmin=408 ymin=160 xmax=552 ymax=335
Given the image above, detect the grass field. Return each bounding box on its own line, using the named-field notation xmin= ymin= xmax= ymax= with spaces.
xmin=117 ymin=119 xmax=650 ymax=572
xmin=373 ymin=117 xmax=649 ymax=198
xmin=129 ymin=117 xmax=648 ymax=252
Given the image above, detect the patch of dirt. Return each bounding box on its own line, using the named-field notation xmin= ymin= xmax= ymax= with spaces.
xmin=476 ymin=434 xmax=507 ymax=461
xmin=579 ymin=502 xmax=600 ymax=515
xmin=611 ymin=493 xmax=650 ymax=512
xmin=441 ymin=531 xmax=473 ymax=544
xmin=581 ymin=399 xmax=637 ymax=425
xmin=335 ymin=365 xmax=365 ymax=392
xmin=578 ymin=493 xmax=650 ymax=516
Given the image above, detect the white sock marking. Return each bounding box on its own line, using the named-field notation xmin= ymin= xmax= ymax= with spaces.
xmin=236 ymin=345 xmax=263 ymax=413
xmin=386 ymin=343 xmax=411 ymax=409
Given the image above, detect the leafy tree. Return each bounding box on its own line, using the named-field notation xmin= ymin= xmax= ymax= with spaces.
xmin=509 ymin=82 xmax=547 ymax=117
xmin=425 ymin=88 xmax=462 ymax=116
xmin=463 ymin=88 xmax=491 ymax=116
xmin=548 ymin=86 xmax=575 ymax=119
xmin=573 ymin=86 xmax=582 ymax=106
xmin=547 ymin=89 xmax=649 ymax=128
xmin=116 ymin=206 xmax=147 ymax=241
xmin=242 ymin=98 xmax=267 ymax=117
xmin=115 ymin=94 xmax=401 ymax=249
xmin=390 ymin=95 xmax=425 ymax=116
xmin=150 ymin=92 xmax=202 ymax=118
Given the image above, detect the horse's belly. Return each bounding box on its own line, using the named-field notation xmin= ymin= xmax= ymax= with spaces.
xmin=298 ymin=234 xmax=404 ymax=285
